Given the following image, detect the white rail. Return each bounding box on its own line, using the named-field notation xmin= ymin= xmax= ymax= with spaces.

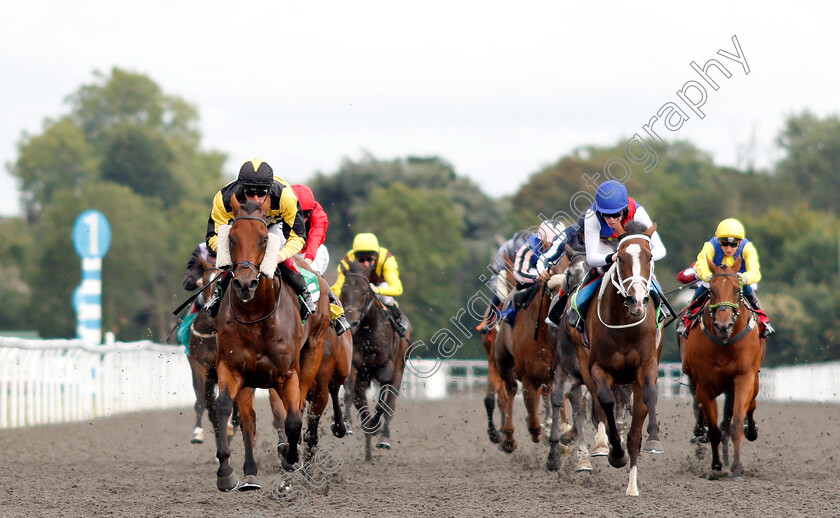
xmin=2 ymin=337 xmax=838 ymax=429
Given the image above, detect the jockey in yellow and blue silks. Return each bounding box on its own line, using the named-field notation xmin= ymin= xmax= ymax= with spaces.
xmin=499 ymin=220 xmax=565 ymax=326
xmin=676 ymin=218 xmax=775 ymax=339
xmin=549 ymin=180 xmax=669 ymax=331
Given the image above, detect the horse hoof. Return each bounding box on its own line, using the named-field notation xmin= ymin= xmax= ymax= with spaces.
xmin=744 ymin=425 xmax=758 ymax=442
xmin=712 ymin=461 xmax=722 ymax=471
xmin=344 ymin=422 xmax=354 ymax=435
xmin=331 ymin=422 xmax=347 ymax=439
xmin=277 ymin=442 xmax=289 ymax=458
xmin=191 ymin=427 xmax=204 ymax=444
xmin=575 ymin=460 xmax=593 ymax=472
xmin=590 ymin=445 xmax=609 ymax=457
xmin=281 ymin=456 xmax=298 ymax=472
xmin=501 ymin=438 xmax=517 ymax=454
xmin=217 ymin=472 xmax=239 ymax=492
xmin=642 ymin=439 xmax=664 ymax=454
xmin=546 ymin=454 xmax=563 ymax=472
xmin=238 ymin=475 xmax=261 ymax=491
xmin=488 ymin=429 xmax=502 ymax=444
xmin=376 ymin=441 xmax=391 ymax=450
xmin=608 ymin=451 xmax=629 ymax=469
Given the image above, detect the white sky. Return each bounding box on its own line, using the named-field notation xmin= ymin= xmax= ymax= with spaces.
xmin=2 ymin=1 xmax=838 ymax=216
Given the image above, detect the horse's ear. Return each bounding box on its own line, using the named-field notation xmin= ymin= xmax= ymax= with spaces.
xmin=645 ymin=220 xmax=657 ymax=237
xmin=732 ymin=255 xmax=743 ymax=273
xmin=708 ymin=257 xmax=720 ymax=274
xmin=230 ymin=191 xmax=242 ymax=214
xmin=339 ymin=261 xmax=349 ymax=275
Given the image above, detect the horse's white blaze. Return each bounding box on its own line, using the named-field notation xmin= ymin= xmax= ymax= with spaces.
xmin=625 ymin=243 xmax=646 ymax=306
xmin=626 ymin=466 xmax=639 ymax=496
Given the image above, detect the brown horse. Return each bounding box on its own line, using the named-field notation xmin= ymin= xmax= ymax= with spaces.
xmin=494 ymin=276 xmax=557 ymax=454
xmin=573 ymin=221 xmax=663 ymax=496
xmin=213 ymin=196 xmax=331 ymax=491
xmin=270 ymin=324 xmax=353 ymax=454
xmin=186 ymin=254 xmax=239 ymax=445
xmin=681 ymin=258 xmax=764 ymax=478
xmin=482 ymin=252 xmax=515 ymax=445
xmin=339 ymin=260 xmax=410 ymax=461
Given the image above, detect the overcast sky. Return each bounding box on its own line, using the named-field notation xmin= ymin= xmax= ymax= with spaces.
xmin=2 ymin=1 xmax=838 ymax=216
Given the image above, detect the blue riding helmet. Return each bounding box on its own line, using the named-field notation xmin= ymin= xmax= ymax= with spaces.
xmin=594 ymin=180 xmax=629 ymax=214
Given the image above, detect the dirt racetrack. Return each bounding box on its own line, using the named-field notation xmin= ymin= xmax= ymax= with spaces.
xmin=0 ymin=395 xmax=838 ymax=517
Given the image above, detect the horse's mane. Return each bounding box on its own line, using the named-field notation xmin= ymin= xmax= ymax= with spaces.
xmin=565 ymin=238 xmax=585 ymax=254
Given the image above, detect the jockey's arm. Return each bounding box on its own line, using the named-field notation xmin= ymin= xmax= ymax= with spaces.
xmin=375 ymin=256 xmax=403 ymax=296
xmin=740 ymin=242 xmax=762 ymax=285
xmin=694 ymin=243 xmax=716 ymax=282
xmin=536 ymin=234 xmax=567 ymax=274
xmin=632 ymin=206 xmax=667 ymax=261
xmin=512 ymin=244 xmax=538 ymax=284
xmin=583 ymin=212 xmax=611 ymax=267
xmin=206 ymin=190 xmax=231 ymax=253
xmin=303 ymin=203 xmax=329 ymax=261
xmin=275 ymin=186 xmax=306 ymax=263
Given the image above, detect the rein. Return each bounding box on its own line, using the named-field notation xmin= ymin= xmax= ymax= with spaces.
xmin=596 ymin=233 xmax=653 ymax=330
xmin=226 ymin=213 xmax=283 ymax=325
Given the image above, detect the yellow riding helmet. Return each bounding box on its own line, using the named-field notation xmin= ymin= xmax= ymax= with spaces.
xmin=353 ymin=233 xmax=380 ymax=252
xmin=715 ymin=218 xmax=745 ymax=240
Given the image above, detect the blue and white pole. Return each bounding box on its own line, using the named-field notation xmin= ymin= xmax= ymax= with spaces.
xmin=72 ymin=210 xmax=111 ymax=344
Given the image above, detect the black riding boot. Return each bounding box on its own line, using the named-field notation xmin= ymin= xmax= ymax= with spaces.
xmin=204 ymin=269 xmax=231 ymax=318
xmin=328 ymin=289 xmax=351 ymax=336
xmin=545 ymin=292 xmax=568 ymax=328
xmin=387 ymin=304 xmax=409 ymax=338
xmin=279 ymin=263 xmax=317 ymax=320
xmin=744 ymin=291 xmax=775 ymax=338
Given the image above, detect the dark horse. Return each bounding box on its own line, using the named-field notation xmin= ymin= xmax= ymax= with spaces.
xmin=494 ymin=268 xmax=560 ymax=454
xmin=682 ymin=258 xmax=764 ymax=478
xmin=573 ymin=222 xmax=663 ymax=496
xmin=213 ymin=196 xmax=331 ymax=491
xmin=186 ymin=253 xmax=238 ymax=445
xmin=339 ymin=260 xmax=410 ymax=461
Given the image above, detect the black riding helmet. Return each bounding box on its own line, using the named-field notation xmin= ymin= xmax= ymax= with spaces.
xmin=237 ymin=159 xmax=274 ymax=187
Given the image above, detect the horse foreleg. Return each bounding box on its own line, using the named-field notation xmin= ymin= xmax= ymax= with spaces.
xmin=696 ymin=385 xmax=722 ymax=472
xmin=329 ymin=381 xmax=347 ymax=438
xmin=279 ymin=372 xmax=303 ymax=471
xmin=688 ymin=382 xmax=708 ymax=443
xmin=343 ymin=373 xmax=356 ymax=432
xmin=375 ymin=353 xmax=405 ymax=450
xmin=189 ymin=359 xmax=208 ymax=443
xmin=269 ymin=389 xmax=288 ymax=457
xmin=215 ymin=362 xmax=243 ymax=491
xmin=567 ymin=384 xmax=593 ymax=471
xmin=353 ymin=377 xmax=374 ymax=461
xmin=305 ymin=381 xmax=331 ymax=460
xmin=625 ymin=381 xmax=647 ymax=496
xmin=547 ymin=367 xmax=571 ymax=471
xmin=234 ymin=388 xmax=261 ymax=491
xmin=522 ymin=379 xmax=543 ymax=443
xmin=484 ymin=356 xmax=503 ymax=444
xmin=730 ymin=374 xmax=756 ymax=479
xmin=721 ymin=386 xmax=734 ymax=467
xmin=641 ymin=365 xmax=663 ymax=454
xmin=590 ymin=364 xmax=625 ymax=469
xmin=745 ymin=374 xmax=759 ymax=442
xmin=496 ymin=362 xmax=518 ymax=454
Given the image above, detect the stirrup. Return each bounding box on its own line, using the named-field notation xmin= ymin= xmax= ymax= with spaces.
xmin=299 ymin=295 xmax=317 ymax=320
xmin=760 ymin=323 xmax=775 ymax=339
xmin=334 ymin=316 xmax=351 ymax=336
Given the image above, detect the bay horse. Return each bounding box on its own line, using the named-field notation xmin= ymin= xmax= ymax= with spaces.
xmin=493 ymin=272 xmax=559 ymax=454
xmin=681 ymin=258 xmax=764 ymax=478
xmin=213 ymin=195 xmax=331 ymax=492
xmin=482 ymin=250 xmax=515 ymax=445
xmin=269 ymin=324 xmax=353 ymax=456
xmin=339 ymin=260 xmax=410 ymax=462
xmin=574 ymin=221 xmax=663 ymax=496
xmin=186 ymin=253 xmax=238 ymax=445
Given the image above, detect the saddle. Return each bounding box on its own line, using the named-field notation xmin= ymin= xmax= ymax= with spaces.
xmin=511 ymin=283 xmax=541 ymax=311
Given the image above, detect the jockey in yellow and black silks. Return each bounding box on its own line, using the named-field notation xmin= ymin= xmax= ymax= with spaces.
xmin=203 ymin=159 xmax=317 ymax=321
xmin=676 ymin=218 xmax=775 ymax=339
xmin=331 ymin=232 xmax=408 ymax=336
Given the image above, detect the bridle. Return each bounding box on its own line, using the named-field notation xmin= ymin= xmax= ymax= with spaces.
xmin=597 ymin=233 xmax=654 ymax=329
xmin=226 ymin=214 xmax=282 ymax=325
xmin=700 ymin=272 xmax=755 ymax=345
xmin=343 ymin=272 xmax=377 ymax=330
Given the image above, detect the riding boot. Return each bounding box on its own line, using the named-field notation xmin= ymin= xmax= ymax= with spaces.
xmin=650 ymin=287 xmax=669 ymax=325
xmin=675 ymin=318 xmax=688 ymax=338
xmin=544 ymin=291 xmax=568 ymax=328
xmin=204 ymin=269 xmax=231 ymax=318
xmin=387 ymin=304 xmax=409 ymax=337
xmin=744 ymin=291 xmax=775 ymax=338
xmin=278 ymin=261 xmax=317 ymax=320
xmin=327 ymin=289 xmax=351 ymax=336
xmin=476 ymin=299 xmax=501 ymax=333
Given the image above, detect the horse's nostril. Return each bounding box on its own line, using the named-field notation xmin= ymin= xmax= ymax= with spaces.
xmin=249 ymin=279 xmax=259 ymax=290
xmin=232 ymin=279 xmax=243 ymax=290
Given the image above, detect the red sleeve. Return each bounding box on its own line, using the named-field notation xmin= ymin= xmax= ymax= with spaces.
xmin=304 ymin=202 xmax=329 ymax=261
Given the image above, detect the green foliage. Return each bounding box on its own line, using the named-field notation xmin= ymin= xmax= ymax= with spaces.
xmin=100 ymin=123 xmax=180 ymax=204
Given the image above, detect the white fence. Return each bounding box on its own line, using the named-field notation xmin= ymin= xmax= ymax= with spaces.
xmin=2 ymin=337 xmax=839 ymax=429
